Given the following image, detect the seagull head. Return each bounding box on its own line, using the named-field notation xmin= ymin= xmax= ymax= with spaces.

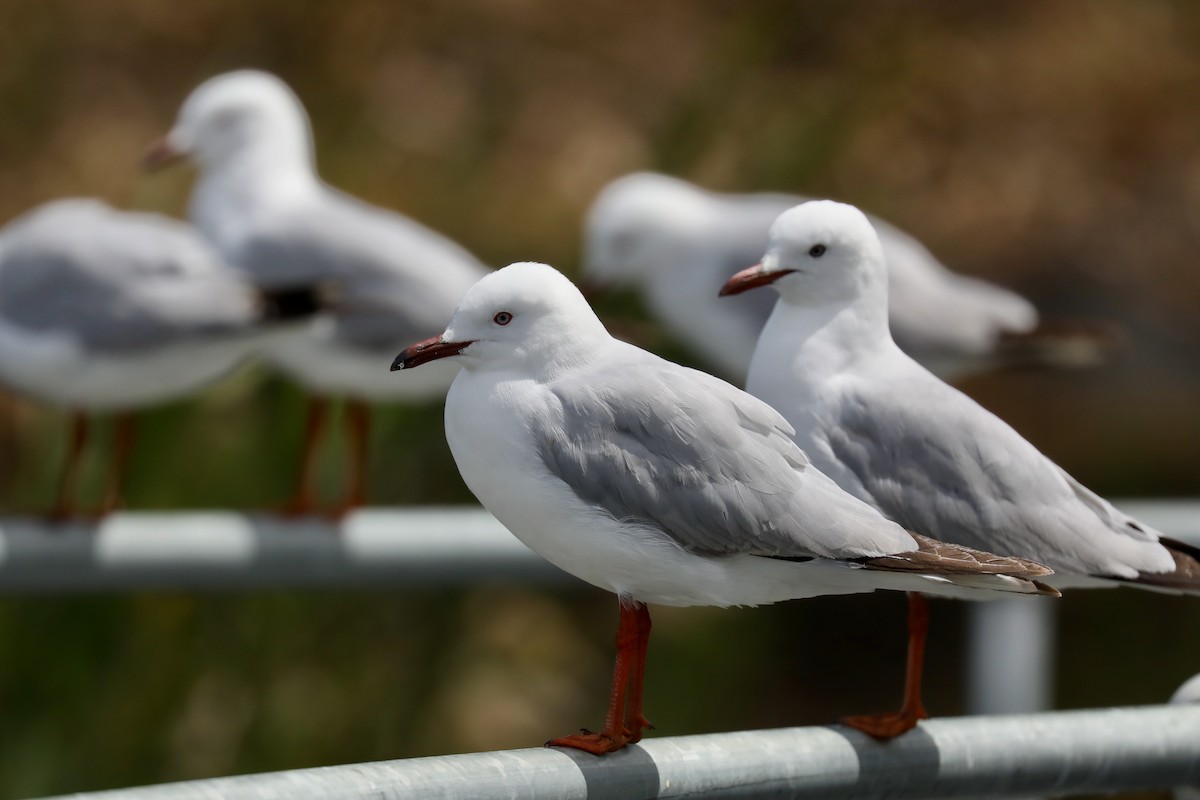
xmin=392 ymin=262 xmax=610 ymax=377
xmin=720 ymin=200 xmax=886 ymax=307
xmin=581 ymin=172 xmax=710 ymax=291
xmin=143 ymin=70 xmax=314 ymax=173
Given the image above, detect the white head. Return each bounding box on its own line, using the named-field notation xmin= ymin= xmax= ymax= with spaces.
xmin=582 ymin=172 xmax=711 ymax=287
xmin=143 ymin=70 xmax=314 ymax=174
xmin=720 ymin=200 xmax=887 ymax=307
xmin=392 ymin=262 xmax=609 ymax=378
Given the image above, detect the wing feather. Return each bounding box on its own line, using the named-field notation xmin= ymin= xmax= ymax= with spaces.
xmin=538 ymin=349 xmax=916 ymax=561
xmin=231 ymin=191 xmax=488 ymax=351
xmin=826 ymin=370 xmax=1176 ymax=579
xmin=0 ymin=200 xmax=259 ymax=352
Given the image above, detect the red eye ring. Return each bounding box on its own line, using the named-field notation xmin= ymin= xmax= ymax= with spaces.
xmin=493 ymin=311 xmax=513 ymax=326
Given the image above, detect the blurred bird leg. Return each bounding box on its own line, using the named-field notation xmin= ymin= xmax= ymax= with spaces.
xmin=280 ymin=396 xmax=330 ymax=517
xmin=97 ymin=413 xmax=136 ymax=517
xmin=50 ymin=412 xmax=89 ymax=521
xmin=841 ymin=592 xmax=930 ymax=739
xmin=332 ymin=399 xmax=371 ymax=519
xmin=548 ymin=600 xmax=653 ymax=755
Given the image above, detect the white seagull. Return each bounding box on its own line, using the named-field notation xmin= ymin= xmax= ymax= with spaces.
xmin=723 ymin=200 xmax=1200 ymax=734
xmin=392 ymin=261 xmax=1057 ymax=754
xmin=0 ymin=198 xmax=321 ymax=518
xmin=144 ymin=70 xmax=490 ymax=515
xmin=584 ymin=172 xmax=1110 ymax=383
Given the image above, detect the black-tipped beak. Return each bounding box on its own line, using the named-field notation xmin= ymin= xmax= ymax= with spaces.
xmin=719 ymin=263 xmax=796 ymax=297
xmin=141 ymin=137 xmax=184 ymax=171
xmin=392 ymin=336 xmax=475 ymax=371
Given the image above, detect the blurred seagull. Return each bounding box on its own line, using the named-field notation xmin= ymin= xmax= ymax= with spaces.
xmin=723 ymin=200 xmax=1200 ymax=736
xmin=584 ymin=172 xmax=1111 ymax=384
xmin=0 ymin=198 xmax=321 ymax=518
xmin=392 ymin=261 xmax=1056 ymax=754
xmin=144 ymin=70 xmax=490 ymax=515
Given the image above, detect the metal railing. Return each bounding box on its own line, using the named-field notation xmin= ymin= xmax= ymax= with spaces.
xmin=0 ymin=507 xmax=567 ymax=592
xmin=39 ymin=704 xmax=1200 ymax=800
xmin=2 ymin=500 xmax=1194 ymax=593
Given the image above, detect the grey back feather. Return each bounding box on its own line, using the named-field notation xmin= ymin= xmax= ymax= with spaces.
xmin=230 ymin=189 xmax=489 ymax=352
xmin=0 ymin=200 xmax=259 ymax=352
xmin=538 ymin=347 xmax=914 ymax=561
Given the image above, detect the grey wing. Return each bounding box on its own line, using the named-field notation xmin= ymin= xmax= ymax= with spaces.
xmin=539 ymin=349 xmax=915 ymax=561
xmin=232 ymin=191 xmax=488 ymax=352
xmin=868 ymin=214 xmax=1037 ymax=356
xmin=827 ymin=369 xmax=1174 ymax=578
xmin=0 ymin=200 xmax=259 ymax=352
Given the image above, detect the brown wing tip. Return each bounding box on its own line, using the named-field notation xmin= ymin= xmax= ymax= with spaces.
xmin=1126 ymin=539 xmax=1200 ymax=595
xmin=1031 ymin=579 xmax=1062 ymax=598
xmin=885 ymin=531 xmax=1056 ymax=579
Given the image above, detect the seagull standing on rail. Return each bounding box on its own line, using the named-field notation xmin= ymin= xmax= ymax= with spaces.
xmin=393 ymin=261 xmax=1057 ymax=754
xmin=584 ymin=172 xmax=1111 ymax=383
xmin=144 ymin=70 xmax=490 ymax=515
xmin=0 ymin=199 xmax=321 ymax=518
xmin=722 ymin=200 xmax=1200 ymax=736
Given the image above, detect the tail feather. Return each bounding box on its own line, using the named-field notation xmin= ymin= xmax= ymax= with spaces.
xmin=1119 ymin=538 xmax=1200 ymax=595
xmin=995 ymin=317 xmax=1122 ymax=370
xmin=257 ymin=283 xmax=332 ymax=322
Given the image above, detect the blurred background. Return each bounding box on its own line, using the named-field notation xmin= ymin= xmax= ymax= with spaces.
xmin=0 ymin=0 xmax=1197 ymax=797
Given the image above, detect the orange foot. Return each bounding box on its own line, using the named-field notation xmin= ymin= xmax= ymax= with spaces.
xmin=546 ymin=729 xmax=632 ymax=755
xmin=624 ymin=716 xmax=654 ymax=744
xmin=840 ymin=709 xmax=927 ymax=740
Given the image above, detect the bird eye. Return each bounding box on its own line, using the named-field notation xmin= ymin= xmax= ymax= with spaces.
xmin=809 ymin=244 xmax=827 ymax=257
xmin=493 ymin=311 xmax=513 ymax=326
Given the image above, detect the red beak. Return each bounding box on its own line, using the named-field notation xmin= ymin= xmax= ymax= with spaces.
xmin=391 ymin=336 xmax=475 ymax=371
xmin=141 ymin=137 xmax=184 ymax=171
xmin=719 ymin=264 xmax=796 ymax=297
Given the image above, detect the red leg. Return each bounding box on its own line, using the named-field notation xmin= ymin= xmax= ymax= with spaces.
xmin=331 ymin=399 xmax=370 ymax=519
xmin=622 ymin=603 xmax=654 ymax=741
xmin=279 ymin=396 xmax=329 ymax=517
xmin=97 ymin=413 xmax=136 ymax=517
xmin=50 ymin=412 xmax=89 ymax=521
xmin=548 ymin=600 xmax=652 ymax=755
xmin=841 ymin=592 xmax=931 ymax=740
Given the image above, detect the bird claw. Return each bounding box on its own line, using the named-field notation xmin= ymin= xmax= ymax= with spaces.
xmin=546 ymin=730 xmax=631 ymax=755
xmin=628 ymin=715 xmax=654 ymax=732
xmin=840 ymin=709 xmax=927 ymax=740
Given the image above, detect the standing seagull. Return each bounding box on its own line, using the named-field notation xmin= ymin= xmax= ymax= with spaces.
xmin=392 ymin=261 xmax=1057 ymax=754
xmin=0 ymin=198 xmax=320 ymax=517
xmin=723 ymin=200 xmax=1200 ymax=735
xmin=144 ymin=70 xmax=490 ymax=515
xmin=584 ymin=172 xmax=1109 ymax=383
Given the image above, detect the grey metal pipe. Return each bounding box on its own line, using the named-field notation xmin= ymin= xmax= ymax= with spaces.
xmin=39 ymin=705 xmax=1200 ymax=800
xmin=1 ymin=500 xmax=1194 ymax=593
xmin=0 ymin=507 xmax=571 ymax=592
